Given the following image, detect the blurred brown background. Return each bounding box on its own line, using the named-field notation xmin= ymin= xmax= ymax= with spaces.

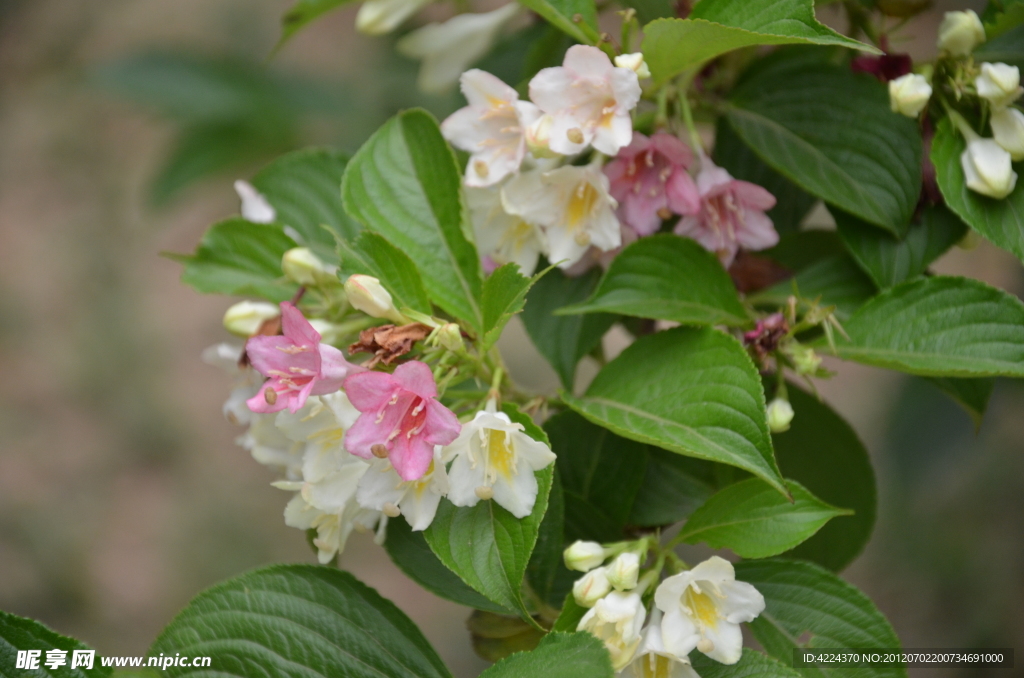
xmin=0 ymin=1 xmax=1021 ymax=677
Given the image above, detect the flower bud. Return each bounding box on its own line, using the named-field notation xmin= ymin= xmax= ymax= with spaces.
xmin=977 ymin=62 xmax=1023 ymax=109
xmin=282 ymin=248 xmax=335 ymax=287
xmin=961 ymin=138 xmax=1018 ymax=199
xmin=355 ymin=0 xmax=431 ymax=36
xmin=223 ymin=300 xmax=279 ymax=337
xmin=234 ymin=180 xmax=276 ymax=224
xmin=344 ymin=274 xmax=407 ymax=323
xmin=991 ymin=107 xmax=1024 ymax=161
xmin=614 ymin=53 xmax=651 ymax=79
xmin=564 ymin=540 xmax=607 ymax=572
xmin=525 ymin=113 xmax=559 ymax=158
xmin=790 ymin=343 xmax=822 ymax=376
xmin=572 ymin=566 xmax=612 ymax=607
xmin=308 ymin=319 xmax=347 ymax=346
xmin=767 ymin=398 xmax=795 ymax=433
xmin=437 ymin=322 xmax=465 ymax=353
xmin=937 ymin=10 xmax=985 ymax=56
xmin=888 ymin=73 xmax=932 ymax=117
xmin=606 ymin=552 xmax=640 ymax=591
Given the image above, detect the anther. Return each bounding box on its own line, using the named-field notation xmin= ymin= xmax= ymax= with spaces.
xmin=657 ymin=207 xmax=672 ymax=220
xmin=697 ymin=638 xmax=715 ymax=653
xmin=383 ymin=502 xmax=401 ymax=518
xmin=475 ymin=485 xmax=495 ymax=500
xmin=474 ymin=160 xmax=489 ymax=178
xmin=567 ymin=128 xmax=584 ymax=144
xmin=264 ymin=389 xmax=278 ymax=405
xmin=371 ymin=444 xmax=389 ymax=459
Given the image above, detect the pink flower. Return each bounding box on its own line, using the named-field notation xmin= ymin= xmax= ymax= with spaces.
xmin=674 ymin=157 xmax=779 ymax=266
xmin=604 ymin=132 xmax=700 ymax=236
xmin=245 ymin=303 xmax=362 ymax=414
xmin=343 ymin=361 xmax=461 ymax=481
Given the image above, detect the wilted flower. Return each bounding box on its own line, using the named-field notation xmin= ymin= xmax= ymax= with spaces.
xmin=397 ymin=4 xmax=521 ymax=94
xmin=888 ymin=73 xmax=932 ymax=117
xmin=578 ymin=591 xmax=647 ymax=670
xmin=529 ymin=45 xmax=641 ymax=155
xmin=442 ymin=70 xmax=540 ymax=187
xmin=937 ymin=10 xmax=985 ymax=56
xmin=976 ymin=62 xmax=1023 ymax=109
xmin=343 ymin=361 xmax=461 ymax=481
xmin=674 ymin=157 xmax=778 ymax=266
xmin=654 ymin=556 xmax=765 ymax=665
xmin=604 ymin=132 xmax=700 ymax=236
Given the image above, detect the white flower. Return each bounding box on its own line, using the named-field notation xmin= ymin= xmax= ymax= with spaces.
xmin=234 ymin=180 xmax=276 ymax=223
xmin=355 ymin=0 xmax=432 ymax=35
xmin=502 ymin=164 xmax=621 ymax=269
xmin=282 ymin=247 xmax=335 ymax=287
xmin=238 ymin=413 xmax=303 ymax=478
xmin=578 ymin=591 xmax=646 ymax=670
xmin=888 ymin=73 xmax=931 ymax=117
xmin=962 ymin=137 xmax=1018 ymax=199
xmin=397 ymin=4 xmax=521 ymax=94
xmin=467 ymin=184 xmax=545 ymax=275
xmin=344 ymin=274 xmax=406 ymax=323
xmin=937 ymin=10 xmax=985 ymax=56
xmin=766 ymin=398 xmax=794 ymax=433
xmin=977 ymin=63 xmax=1023 ymax=109
xmin=223 ymin=300 xmax=280 ymax=337
xmin=356 ymin=446 xmax=449 ymax=531
xmin=607 ymin=552 xmax=640 ymax=591
xmin=573 ymin=566 xmax=613 ymax=607
xmin=621 ymin=610 xmax=701 ymax=678
xmin=441 ymin=70 xmax=541 ymax=187
xmin=529 ymin=44 xmax=641 ymax=155
xmin=564 ymin=540 xmax=608 ymax=572
xmin=444 ymin=402 xmax=556 ymax=518
xmin=201 ymin=342 xmax=261 ymax=426
xmin=614 ymin=53 xmax=651 ymax=80
xmin=654 ymin=556 xmax=765 ymax=665
xmin=991 ymin=107 xmax=1024 ymax=161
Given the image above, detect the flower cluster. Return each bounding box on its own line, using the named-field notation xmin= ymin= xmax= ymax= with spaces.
xmin=565 ymin=541 xmax=766 ymax=675
xmin=442 ymin=46 xmax=778 ymax=274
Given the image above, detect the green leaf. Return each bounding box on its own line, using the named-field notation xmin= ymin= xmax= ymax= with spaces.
xmin=774 ymin=385 xmax=876 ymax=572
xmin=678 ymin=479 xmax=850 ymax=558
xmin=544 ymin=411 xmax=649 ymax=542
xmin=558 ymin=235 xmax=749 ymax=326
xmin=515 ymin=0 xmax=598 ymax=45
xmin=384 ymin=517 xmax=512 ymax=614
xmin=522 ymin=265 xmax=616 ymax=390
xmin=551 ymin=595 xmax=588 ymax=633
xmin=561 ymin=326 xmax=788 ymax=495
xmin=727 ymin=61 xmax=921 ymax=234
xmin=150 ymin=564 xmax=452 ymax=678
xmin=424 ymin=405 xmax=553 ymax=626
xmin=690 ymin=649 xmax=804 ymax=678
xmin=975 ymin=12 xmax=1024 ymax=68
xmin=924 ymin=376 xmax=995 ymax=430
xmin=737 ymin=559 xmax=906 ymax=678
xmin=478 ymin=632 xmax=613 ymax=678
xmin=715 ymin=118 xmax=818 ymax=236
xmin=278 ymin=0 xmax=355 ymax=50
xmin=834 ymin=205 xmax=967 ymax=289
xmin=628 ymin=448 xmax=717 ymax=527
xmin=482 ymin=264 xmax=535 ymax=350
xmin=337 ymin=231 xmax=433 ymax=315
xmin=751 ymin=254 xmax=876 ymax=321
xmin=762 ymin=230 xmax=847 ymax=272
xmin=251 ymin=147 xmax=359 ymax=261
xmin=0 ymin=610 xmax=111 ymax=678
xmin=643 ymin=0 xmax=876 ymax=83
xmin=172 ymin=217 xmax=298 ymax=301
xmin=933 ymin=116 xmax=1024 ymax=264
xmin=818 ymin=275 xmax=1024 ymax=377
xmin=526 ymin=468 xmax=575 ymax=607
xmin=343 ymin=109 xmax=484 ymax=332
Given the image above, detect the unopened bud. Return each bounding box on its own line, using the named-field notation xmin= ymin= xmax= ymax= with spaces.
xmin=938 ymin=10 xmax=985 ymax=56
xmin=436 ymin=323 xmax=465 ymax=353
xmin=888 ymin=73 xmax=931 ymax=118
xmin=475 ymin=485 xmax=495 ymax=500
xmin=606 ymin=552 xmax=640 ymax=591
xmin=234 ymin=180 xmax=276 ymax=224
xmin=563 ymin=540 xmax=607 ymax=572
xmin=344 ymin=274 xmax=407 ymax=323
xmin=962 ymin=138 xmax=1018 ymax=199
xmin=767 ymin=398 xmax=794 ymax=433
xmin=307 ymin=319 xmax=346 ymax=346
xmin=614 ymin=52 xmax=651 ymax=79
xmin=991 ymin=107 xmax=1024 ymax=161
xmin=223 ymin=300 xmax=279 ymax=337
xmin=977 ymin=63 xmax=1023 ymax=109
xmin=572 ymin=566 xmax=611 ymax=607
xmin=282 ymin=248 xmax=335 ymax=287
xmin=790 ymin=343 xmax=822 ymax=376
xmin=371 ymin=444 xmax=390 ymax=459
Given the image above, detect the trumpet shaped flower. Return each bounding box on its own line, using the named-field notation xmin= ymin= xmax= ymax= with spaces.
xmin=654 ymin=556 xmax=765 ymax=665
xmin=343 ymin=361 xmax=461 ymax=481
xmin=246 ymin=303 xmax=363 ymax=414
xmin=674 ymin=158 xmax=778 ymax=266
xmin=467 ymin=184 xmax=545 ymax=275
xmin=529 ymin=45 xmax=641 ymax=156
xmin=444 ymin=402 xmax=556 ymax=518
xmin=604 ymin=132 xmax=700 ymax=236
xmin=356 ymin=446 xmax=449 ymax=531
xmin=621 ymin=610 xmax=701 ymax=678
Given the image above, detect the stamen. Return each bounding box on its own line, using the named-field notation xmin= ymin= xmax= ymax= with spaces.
xmin=383 ymin=502 xmax=401 ymax=518
xmin=697 ymin=638 xmax=715 ymax=653
xmin=264 ymin=389 xmax=278 ymax=406
xmin=567 ymin=128 xmax=584 ymax=144
xmin=474 ymin=160 xmax=489 ymax=178
xmin=657 ymin=207 xmax=672 ymax=220
xmin=475 ymin=485 xmax=495 ymax=500
xmin=371 ymin=444 xmax=389 ymax=459
xmin=276 ymin=345 xmax=311 ymax=354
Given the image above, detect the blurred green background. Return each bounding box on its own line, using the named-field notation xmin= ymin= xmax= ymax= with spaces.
xmin=0 ymin=1 xmax=1020 ymax=677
